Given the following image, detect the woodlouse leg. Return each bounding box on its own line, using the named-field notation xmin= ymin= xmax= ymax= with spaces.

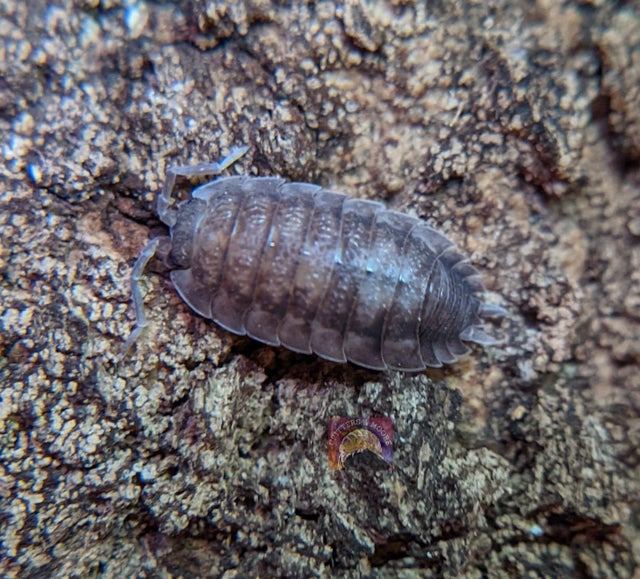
xmin=156 ymin=145 xmax=249 ymax=226
xmin=121 ymin=236 xmax=165 ymax=359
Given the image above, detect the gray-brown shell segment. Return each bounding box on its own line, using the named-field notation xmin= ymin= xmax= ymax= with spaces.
xmin=165 ymin=175 xmax=497 ymax=371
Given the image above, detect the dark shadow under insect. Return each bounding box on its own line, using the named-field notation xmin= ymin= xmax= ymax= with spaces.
xmin=124 ymin=146 xmax=505 ymax=371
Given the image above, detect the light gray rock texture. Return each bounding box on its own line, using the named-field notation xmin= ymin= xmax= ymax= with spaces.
xmin=1 ymin=0 xmax=638 ymax=576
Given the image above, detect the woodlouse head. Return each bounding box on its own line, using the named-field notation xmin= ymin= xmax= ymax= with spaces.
xmin=166 ymin=200 xmax=204 ymax=269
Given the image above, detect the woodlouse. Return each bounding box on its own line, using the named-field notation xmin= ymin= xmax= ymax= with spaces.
xmin=125 ymin=146 xmax=504 ymax=371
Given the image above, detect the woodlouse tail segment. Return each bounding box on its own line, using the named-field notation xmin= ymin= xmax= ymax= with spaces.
xmin=156 ymin=145 xmax=249 ymax=226
xmin=479 ymin=303 xmax=508 ymax=319
xmin=460 ymin=325 xmax=497 ymax=346
xmin=449 ymin=254 xmax=507 ymax=350
xmin=461 ymin=302 xmax=508 ymax=347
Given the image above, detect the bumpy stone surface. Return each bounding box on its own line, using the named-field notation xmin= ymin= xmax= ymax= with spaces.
xmin=1 ymin=0 xmax=638 ymax=576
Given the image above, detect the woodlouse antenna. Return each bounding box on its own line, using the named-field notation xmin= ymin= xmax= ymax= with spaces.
xmin=156 ymin=145 xmax=249 ymax=226
xmin=121 ymin=146 xmax=249 ymax=360
xmin=120 ymin=237 xmax=169 ymax=360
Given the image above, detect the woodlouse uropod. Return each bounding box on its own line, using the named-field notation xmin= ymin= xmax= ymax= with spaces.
xmin=125 ymin=146 xmax=504 ymax=371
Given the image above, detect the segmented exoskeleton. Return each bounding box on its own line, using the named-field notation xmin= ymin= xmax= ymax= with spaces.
xmin=125 ymin=146 xmax=504 ymax=371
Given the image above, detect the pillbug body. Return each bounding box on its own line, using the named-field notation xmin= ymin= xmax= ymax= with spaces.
xmin=125 ymin=147 xmax=504 ymax=371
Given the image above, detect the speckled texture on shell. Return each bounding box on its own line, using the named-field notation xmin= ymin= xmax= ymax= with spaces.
xmin=160 ymin=175 xmax=498 ymax=371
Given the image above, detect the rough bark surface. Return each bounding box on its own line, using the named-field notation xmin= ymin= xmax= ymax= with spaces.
xmin=1 ymin=0 xmax=639 ymax=576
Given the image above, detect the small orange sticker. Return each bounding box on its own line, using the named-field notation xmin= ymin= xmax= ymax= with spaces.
xmin=328 ymin=417 xmax=393 ymax=471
